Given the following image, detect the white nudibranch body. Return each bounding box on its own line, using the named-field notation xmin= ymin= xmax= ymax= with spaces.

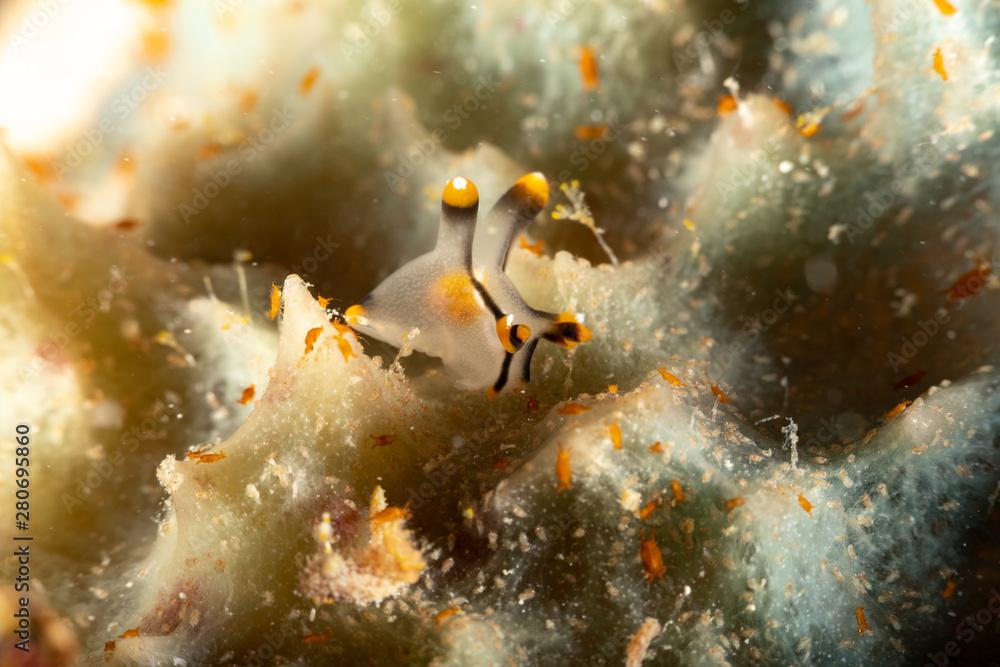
xmin=344 ymin=173 xmax=591 ymax=394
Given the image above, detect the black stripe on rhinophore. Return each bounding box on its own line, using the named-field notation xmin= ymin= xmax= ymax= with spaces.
xmin=470 ymin=275 xmax=503 ymax=319
xmin=521 ymin=338 xmax=540 ymax=383
xmin=493 ymin=352 xmax=513 ymax=393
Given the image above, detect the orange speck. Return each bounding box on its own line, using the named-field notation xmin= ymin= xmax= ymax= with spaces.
xmin=942 ymin=579 xmax=957 ymax=598
xmin=640 ymin=530 xmax=666 ymax=582
xmin=609 ymin=422 xmax=622 ymax=450
xmin=710 ymin=384 xmax=731 ymax=404
xmin=141 ymin=29 xmax=170 ymax=62
xmin=649 ymin=441 xmax=665 ymax=454
xmin=670 ymin=479 xmax=684 ymax=503
xmin=944 ymin=261 xmax=991 ymax=301
xmin=933 ymin=47 xmax=949 ymax=81
xmin=855 ymin=606 xmax=871 ymax=635
xmin=578 ymin=45 xmax=599 ymax=90
xmin=559 ymin=402 xmax=591 ymax=416
xmin=435 ymin=606 xmax=462 ymax=625
xmin=556 ymin=447 xmax=572 ymax=490
xmin=608 ymin=384 xmax=619 ymax=394
xmin=267 ymin=284 xmax=281 ymax=320
xmin=317 ymin=296 xmax=331 ymax=308
xmin=772 ymin=97 xmax=793 ymax=116
xmin=238 ymin=384 xmax=255 ymax=405
xmin=215 ymin=559 xmax=226 ymax=572
xmin=527 ymin=396 xmax=540 ymax=414
xmin=796 ymin=116 xmax=822 ymax=138
xmin=798 ymin=494 xmax=813 ymax=517
xmin=657 ymin=368 xmax=685 ymax=386
xmin=574 ymin=123 xmax=610 ymax=140
xmin=371 ymin=434 xmax=396 ymax=449
xmin=518 ymin=234 xmax=545 ymax=256
xmin=198 ymin=143 xmax=223 ymax=161
xmin=239 ymin=89 xmax=259 ymax=114
xmin=22 ymin=154 xmax=53 ymax=183
xmin=56 ymin=192 xmax=79 ymax=212
xmin=119 ymin=628 xmax=140 ymax=639
xmin=304 ymin=326 xmax=322 ymax=355
xmin=639 ymin=499 xmax=659 ymax=520
xmin=885 ymin=400 xmax=912 ymax=419
xmin=186 ymin=449 xmax=226 ymax=464
xmin=717 ymin=94 xmax=738 ymax=116
xmin=300 ymin=66 xmax=320 ymax=96
xmin=682 ymin=218 xmax=696 ymax=231
xmin=724 ymin=496 xmax=745 ymax=511
xmin=302 ymin=633 xmax=329 ymax=644
xmin=370 ymin=506 xmax=411 ymax=526
xmin=115 ymin=218 xmax=141 ymax=231
xmin=104 ymin=641 xmax=116 ymax=652
xmin=116 ymin=151 xmax=136 ymax=174
xmin=334 ymin=332 xmax=355 ymax=362
xmin=934 ymin=0 xmax=958 ymax=16
xmin=493 ymin=457 xmax=512 ymax=470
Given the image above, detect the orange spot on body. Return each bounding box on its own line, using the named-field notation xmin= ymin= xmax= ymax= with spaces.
xmin=371 ymin=434 xmax=396 ymax=449
xmin=934 ymin=0 xmax=958 ymax=16
xmin=141 ymin=29 xmax=170 ymax=62
xmin=609 ymin=422 xmax=622 ymax=450
xmin=885 ymin=400 xmax=912 ymax=419
xmin=238 ymin=384 xmax=255 ymax=405
xmin=267 ymin=284 xmax=281 ymax=320
xmin=527 ymin=396 xmax=540 ymax=414
xmin=649 ymin=441 xmax=665 ymax=454
xmin=933 ymin=47 xmax=949 ymax=80
xmin=186 ymin=449 xmax=226 ymax=464
xmin=104 ymin=640 xmax=116 ymax=652
xmin=640 ymin=530 xmax=666 ymax=582
xmin=657 ymin=368 xmax=685 ymax=386
xmin=119 ymin=628 xmax=140 ymax=639
xmin=556 ymin=447 xmax=572 ymax=490
xmin=317 ymin=296 xmax=331 ymax=308
xmin=300 ymin=66 xmax=321 ymax=96
xmin=302 ymin=634 xmax=329 ymax=644
xmin=671 ymin=480 xmax=684 ymax=503
xmin=574 ymin=123 xmax=610 ymax=140
xmin=23 ymin=154 xmax=54 ymax=183
xmin=724 ymin=497 xmax=745 ymax=511
xmin=798 ymin=494 xmax=813 ymax=517
xmin=855 ymin=606 xmax=871 ymax=634
xmin=435 ymin=606 xmax=461 ymax=625
xmin=717 ymin=94 xmax=738 ymax=116
xmin=578 ymin=46 xmax=599 ymax=90
xmin=429 ymin=272 xmax=482 ymax=324
xmin=942 ymin=579 xmax=957 ymax=598
xmin=518 ymin=234 xmax=545 ymax=256
xmin=558 ymin=402 xmax=591 ymax=415
xmin=304 ymin=326 xmax=322 ymax=355
xmin=639 ymin=499 xmax=659 ymax=520
xmin=239 ymin=89 xmax=259 ymax=114
xmin=710 ymin=384 xmax=731 ymax=404
xmin=115 ymin=218 xmax=141 ymax=231
xmin=370 ymin=506 xmax=411 ymax=526
xmin=772 ymin=97 xmax=793 ymax=116
xmin=796 ymin=115 xmax=822 ymax=138
xmin=944 ymin=261 xmax=991 ymax=301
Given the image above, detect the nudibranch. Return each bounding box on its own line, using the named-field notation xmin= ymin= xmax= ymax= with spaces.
xmin=342 ymin=173 xmax=591 ymax=393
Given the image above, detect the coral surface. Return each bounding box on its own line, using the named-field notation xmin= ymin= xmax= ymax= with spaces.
xmin=0 ymin=0 xmax=998 ymax=666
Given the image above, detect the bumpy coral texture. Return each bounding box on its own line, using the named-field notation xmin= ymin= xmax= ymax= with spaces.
xmin=0 ymin=0 xmax=998 ymax=666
